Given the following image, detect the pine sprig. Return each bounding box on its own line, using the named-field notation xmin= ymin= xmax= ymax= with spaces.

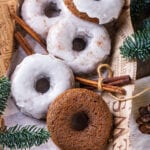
xmin=0 ymin=125 xmax=50 ymax=149
xmin=145 ymin=0 xmax=150 ymax=3
xmin=0 ymin=77 xmax=11 ymax=115
xmin=120 ymin=29 xmax=150 ymax=61
xmin=131 ymin=0 xmax=150 ymax=23
xmin=131 ymin=0 xmax=150 ymax=31
xmin=142 ymin=17 xmax=150 ymax=29
xmin=131 ymin=0 xmax=145 ymax=17
xmin=0 ymin=77 xmax=50 ymax=149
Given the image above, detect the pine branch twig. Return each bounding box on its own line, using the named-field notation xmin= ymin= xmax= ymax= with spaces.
xmin=0 ymin=125 xmax=50 ymax=149
xmin=120 ymin=28 xmax=150 ymax=61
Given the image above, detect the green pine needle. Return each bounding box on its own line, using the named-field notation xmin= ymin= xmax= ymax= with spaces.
xmin=0 ymin=77 xmax=50 ymax=149
xmin=130 ymin=0 xmax=150 ymax=28
xmin=131 ymin=0 xmax=150 ymax=21
xmin=131 ymin=0 xmax=147 ymax=20
xmin=0 ymin=125 xmax=50 ymax=149
xmin=120 ymin=29 xmax=150 ymax=61
xmin=145 ymin=0 xmax=150 ymax=3
xmin=0 ymin=77 xmax=11 ymax=115
xmin=142 ymin=17 xmax=150 ymax=29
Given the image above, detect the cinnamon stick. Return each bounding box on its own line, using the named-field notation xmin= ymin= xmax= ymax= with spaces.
xmin=75 ymin=75 xmax=131 ymax=87
xmin=107 ymin=78 xmax=131 ymax=86
xmin=11 ymin=13 xmax=47 ymax=51
xmin=15 ymin=32 xmax=34 ymax=55
xmin=103 ymin=75 xmax=131 ymax=84
xmin=76 ymin=76 xmax=97 ymax=88
xmin=75 ymin=76 xmax=126 ymax=95
xmin=103 ymin=84 xmax=126 ymax=95
xmin=80 ymin=84 xmax=96 ymax=90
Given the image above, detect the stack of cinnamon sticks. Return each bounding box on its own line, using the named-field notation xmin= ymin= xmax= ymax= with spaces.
xmin=11 ymin=13 xmax=132 ymax=95
xmin=76 ymin=75 xmax=131 ymax=95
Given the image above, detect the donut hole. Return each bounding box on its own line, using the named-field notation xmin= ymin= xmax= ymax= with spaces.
xmin=71 ymin=112 xmax=89 ymax=131
xmin=35 ymin=77 xmax=50 ymax=94
xmin=44 ymin=2 xmax=61 ymax=18
xmin=72 ymin=37 xmax=87 ymax=51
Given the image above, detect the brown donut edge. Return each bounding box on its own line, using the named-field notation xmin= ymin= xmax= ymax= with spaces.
xmin=47 ymin=88 xmax=113 ymax=150
xmin=64 ymin=0 xmax=99 ymax=24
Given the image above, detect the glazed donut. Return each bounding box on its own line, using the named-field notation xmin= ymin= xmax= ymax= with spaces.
xmin=47 ymin=18 xmax=111 ymax=74
xmin=64 ymin=0 xmax=125 ymax=24
xmin=47 ymin=88 xmax=113 ymax=150
xmin=21 ymin=0 xmax=70 ymax=38
xmin=11 ymin=54 xmax=74 ymax=119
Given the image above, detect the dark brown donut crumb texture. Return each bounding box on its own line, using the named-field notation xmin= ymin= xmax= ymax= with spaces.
xmin=47 ymin=88 xmax=112 ymax=150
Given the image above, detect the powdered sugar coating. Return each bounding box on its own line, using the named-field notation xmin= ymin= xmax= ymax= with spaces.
xmin=73 ymin=0 xmax=125 ymax=24
xmin=21 ymin=0 xmax=70 ymax=38
xmin=47 ymin=18 xmax=111 ymax=74
xmin=11 ymin=54 xmax=74 ymax=119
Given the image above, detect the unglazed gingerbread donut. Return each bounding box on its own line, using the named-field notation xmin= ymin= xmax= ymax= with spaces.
xmin=11 ymin=54 xmax=74 ymax=119
xmin=64 ymin=0 xmax=125 ymax=24
xmin=47 ymin=18 xmax=111 ymax=74
xmin=47 ymin=88 xmax=113 ymax=150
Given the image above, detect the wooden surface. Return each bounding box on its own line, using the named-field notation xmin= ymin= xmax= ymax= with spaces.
xmin=0 ymin=0 xmax=17 ymax=77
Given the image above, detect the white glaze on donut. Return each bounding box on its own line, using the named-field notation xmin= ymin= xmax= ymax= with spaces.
xmin=21 ymin=0 xmax=71 ymax=38
xmin=73 ymin=0 xmax=125 ymax=24
xmin=47 ymin=18 xmax=111 ymax=74
xmin=11 ymin=54 xmax=74 ymax=119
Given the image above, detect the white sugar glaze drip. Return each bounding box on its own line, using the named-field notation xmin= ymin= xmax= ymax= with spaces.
xmin=11 ymin=54 xmax=74 ymax=119
xmin=47 ymin=17 xmax=111 ymax=74
xmin=73 ymin=0 xmax=125 ymax=24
